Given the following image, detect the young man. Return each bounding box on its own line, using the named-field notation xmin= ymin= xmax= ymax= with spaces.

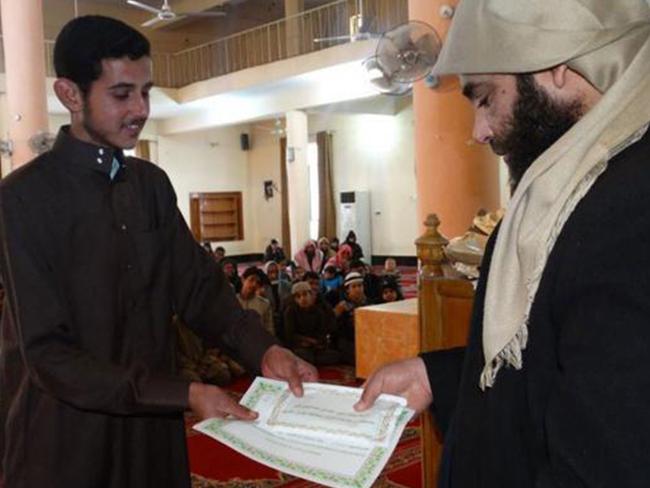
xmin=238 ymin=266 xmax=275 ymax=336
xmin=349 ymin=259 xmax=381 ymax=304
xmin=0 ymin=15 xmax=316 ymax=488
xmin=214 ymin=245 xmax=226 ymax=262
xmin=334 ymin=271 xmax=367 ymax=365
xmin=263 ymin=238 xmax=286 ymax=263
xmin=283 ymin=281 xmax=338 ymax=366
xmin=356 ymin=1 xmax=650 ymax=486
xmin=220 ymin=257 xmax=242 ymax=292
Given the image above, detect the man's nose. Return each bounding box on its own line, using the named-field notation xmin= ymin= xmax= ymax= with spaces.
xmin=472 ymin=112 xmax=493 ymax=144
xmin=131 ymin=94 xmax=149 ymax=118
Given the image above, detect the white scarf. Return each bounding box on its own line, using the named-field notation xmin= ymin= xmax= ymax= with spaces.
xmin=480 ymin=35 xmax=650 ymax=389
xmin=430 ymin=0 xmax=650 ymax=388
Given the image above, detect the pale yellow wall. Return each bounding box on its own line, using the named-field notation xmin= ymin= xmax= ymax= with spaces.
xmin=309 ymin=106 xmax=418 ymax=256
xmin=155 ymin=124 xmax=256 ymax=255
xmin=246 ymin=125 xmax=283 ymax=253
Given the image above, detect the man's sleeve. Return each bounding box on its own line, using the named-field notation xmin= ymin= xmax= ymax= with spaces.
xmin=421 ymin=348 xmax=465 ymax=436
xmin=0 ymin=189 xmax=190 ymax=415
xmin=166 ymin=180 xmax=277 ymax=374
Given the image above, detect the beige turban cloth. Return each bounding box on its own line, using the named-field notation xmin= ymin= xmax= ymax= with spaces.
xmin=433 ymin=0 xmax=650 ymax=389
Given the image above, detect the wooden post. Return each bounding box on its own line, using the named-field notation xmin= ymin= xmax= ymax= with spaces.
xmin=415 ymin=214 xmax=475 ymax=486
xmin=415 ymin=213 xmax=448 ymax=487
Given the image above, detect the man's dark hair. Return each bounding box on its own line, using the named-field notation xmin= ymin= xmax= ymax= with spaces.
xmin=54 ymin=15 xmax=151 ymax=96
xmin=303 ymin=271 xmax=320 ymax=282
xmin=215 ymin=246 xmax=225 ymax=253
xmin=242 ymin=266 xmax=264 ymax=283
xmin=349 ymin=259 xmax=365 ymax=270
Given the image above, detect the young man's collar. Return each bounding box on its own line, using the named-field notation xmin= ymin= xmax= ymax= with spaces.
xmin=52 ymin=125 xmax=128 ymax=180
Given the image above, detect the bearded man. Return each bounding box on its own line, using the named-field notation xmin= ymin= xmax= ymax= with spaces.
xmin=355 ymin=1 xmax=650 ymax=486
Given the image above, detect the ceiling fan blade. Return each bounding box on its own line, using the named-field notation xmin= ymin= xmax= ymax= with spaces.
xmin=183 ymin=11 xmax=227 ymax=17
xmin=141 ymin=16 xmax=164 ymax=27
xmin=127 ymin=0 xmax=162 ymax=15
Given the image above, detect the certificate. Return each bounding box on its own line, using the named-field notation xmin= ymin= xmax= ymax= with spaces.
xmin=193 ymin=377 xmax=414 ymax=488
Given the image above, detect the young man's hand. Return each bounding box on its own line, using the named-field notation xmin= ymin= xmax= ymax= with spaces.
xmin=354 ymin=357 xmax=433 ymax=413
xmin=261 ymin=345 xmax=318 ymax=397
xmin=188 ymin=382 xmax=258 ymax=421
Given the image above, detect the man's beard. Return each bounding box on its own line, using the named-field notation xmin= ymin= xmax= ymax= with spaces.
xmin=492 ymin=74 xmax=585 ymax=192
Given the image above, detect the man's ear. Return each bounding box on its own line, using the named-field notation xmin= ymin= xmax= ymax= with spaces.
xmin=53 ymin=78 xmax=85 ymax=113
xmin=550 ymin=64 xmax=569 ymax=89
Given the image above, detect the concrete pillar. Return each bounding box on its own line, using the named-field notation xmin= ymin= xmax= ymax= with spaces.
xmin=0 ymin=0 xmax=49 ymax=170
xmin=409 ymin=0 xmax=500 ymax=237
xmin=285 ymin=110 xmax=310 ymax=256
xmin=284 ymin=0 xmax=304 ymax=58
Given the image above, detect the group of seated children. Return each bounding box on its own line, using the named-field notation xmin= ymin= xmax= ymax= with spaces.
xmin=180 ymin=236 xmax=404 ymax=386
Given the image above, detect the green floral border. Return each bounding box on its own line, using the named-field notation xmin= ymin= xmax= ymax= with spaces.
xmin=267 ymin=387 xmax=399 ymax=444
xmin=196 ymin=380 xmax=410 ymax=488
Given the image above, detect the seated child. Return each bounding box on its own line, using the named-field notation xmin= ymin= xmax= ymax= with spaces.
xmin=333 ymin=272 xmax=368 ymax=365
xmin=382 ymin=257 xmax=402 ymax=284
xmin=174 ymin=316 xmax=245 ymax=387
xmin=321 ymin=264 xmax=343 ymax=293
xmin=284 ymin=282 xmax=339 ymax=365
xmin=238 ymin=267 xmax=274 ymax=336
xmin=379 ymin=276 xmax=404 ymax=303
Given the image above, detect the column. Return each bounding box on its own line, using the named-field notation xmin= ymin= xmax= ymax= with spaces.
xmin=409 ymin=0 xmax=500 ymax=237
xmin=1 ymin=0 xmax=49 ymax=169
xmin=285 ymin=110 xmax=310 ymax=255
xmin=284 ymin=0 xmax=304 ymax=58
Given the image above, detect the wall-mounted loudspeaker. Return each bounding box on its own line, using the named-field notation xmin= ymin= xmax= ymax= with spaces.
xmin=240 ymin=133 xmax=250 ymax=151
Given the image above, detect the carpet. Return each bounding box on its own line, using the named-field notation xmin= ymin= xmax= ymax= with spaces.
xmin=186 ymin=366 xmax=423 ymax=487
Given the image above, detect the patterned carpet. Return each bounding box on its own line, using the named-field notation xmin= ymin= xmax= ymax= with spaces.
xmin=186 ymin=366 xmax=423 ymax=487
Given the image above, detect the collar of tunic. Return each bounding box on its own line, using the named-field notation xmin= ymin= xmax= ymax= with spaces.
xmin=52 ymin=126 xmax=128 ymax=181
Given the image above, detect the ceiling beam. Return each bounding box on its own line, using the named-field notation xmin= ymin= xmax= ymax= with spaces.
xmin=173 ymin=0 xmax=229 ymax=12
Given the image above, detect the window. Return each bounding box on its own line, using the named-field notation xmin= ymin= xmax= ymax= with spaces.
xmin=189 ymin=192 xmax=243 ymax=242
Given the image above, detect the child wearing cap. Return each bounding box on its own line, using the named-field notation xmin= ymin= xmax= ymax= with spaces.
xmin=333 ymin=272 xmax=368 ymax=365
xmin=283 ymin=281 xmax=339 ymax=365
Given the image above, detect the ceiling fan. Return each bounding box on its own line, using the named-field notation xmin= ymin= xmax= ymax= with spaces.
xmin=127 ymin=0 xmax=226 ymax=28
xmin=314 ymin=0 xmax=378 ymax=44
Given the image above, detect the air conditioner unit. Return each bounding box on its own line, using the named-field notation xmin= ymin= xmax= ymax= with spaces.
xmin=339 ymin=191 xmax=371 ymax=259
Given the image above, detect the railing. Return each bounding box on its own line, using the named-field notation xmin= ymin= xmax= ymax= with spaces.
xmin=0 ymin=0 xmax=407 ymax=89
xmin=163 ymin=0 xmax=407 ymax=88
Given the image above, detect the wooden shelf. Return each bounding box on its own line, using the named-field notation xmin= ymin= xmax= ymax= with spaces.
xmin=190 ymin=191 xmax=243 ymax=242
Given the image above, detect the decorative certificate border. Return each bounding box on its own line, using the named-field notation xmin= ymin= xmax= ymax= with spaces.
xmin=266 ymin=386 xmax=400 ymax=444
xmin=194 ymin=379 xmax=412 ymax=488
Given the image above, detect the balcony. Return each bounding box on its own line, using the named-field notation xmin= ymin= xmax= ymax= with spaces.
xmin=0 ymin=0 xmax=407 ymax=89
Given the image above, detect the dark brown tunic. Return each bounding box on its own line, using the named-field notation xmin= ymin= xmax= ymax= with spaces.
xmin=0 ymin=127 xmax=276 ymax=487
